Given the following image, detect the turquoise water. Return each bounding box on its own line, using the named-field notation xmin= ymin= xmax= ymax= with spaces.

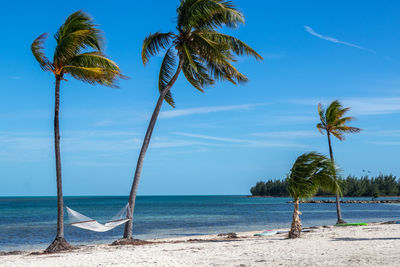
xmin=1 ymin=196 xmax=400 ymax=252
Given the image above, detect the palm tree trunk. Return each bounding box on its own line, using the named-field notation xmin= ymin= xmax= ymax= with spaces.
xmin=46 ymin=76 xmax=72 ymax=253
xmin=288 ymin=197 xmax=301 ymax=238
xmin=54 ymin=77 xmax=64 ymax=239
xmin=327 ymin=132 xmax=333 ymax=161
xmin=327 ymin=131 xmax=346 ymax=225
xmin=123 ymin=59 xmax=184 ymax=240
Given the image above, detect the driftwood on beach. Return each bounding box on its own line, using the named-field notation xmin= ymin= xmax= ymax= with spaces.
xmin=287 ymin=199 xmax=400 ymax=204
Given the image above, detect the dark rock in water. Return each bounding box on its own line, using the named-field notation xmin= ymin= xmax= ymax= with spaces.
xmin=287 ymin=199 xmax=400 ymax=204
xmin=381 ymin=221 xmax=399 ymax=224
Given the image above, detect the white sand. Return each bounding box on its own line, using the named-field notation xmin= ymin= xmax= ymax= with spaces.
xmin=1 ymin=223 xmax=400 ymax=267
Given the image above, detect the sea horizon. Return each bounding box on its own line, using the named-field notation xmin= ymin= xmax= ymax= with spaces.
xmin=2 ymin=195 xmax=399 ymax=252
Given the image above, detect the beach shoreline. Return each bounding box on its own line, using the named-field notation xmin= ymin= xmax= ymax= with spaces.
xmin=1 ymin=221 xmax=400 ymax=266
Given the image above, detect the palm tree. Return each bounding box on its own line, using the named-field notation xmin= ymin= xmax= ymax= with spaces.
xmin=287 ymin=152 xmax=340 ymax=238
xmin=317 ymin=100 xmax=361 ymax=224
xmin=122 ymin=0 xmax=262 ymax=240
xmin=31 ymin=11 xmax=123 ymax=252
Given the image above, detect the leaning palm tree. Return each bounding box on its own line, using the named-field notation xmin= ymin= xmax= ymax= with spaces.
xmin=31 ymin=11 xmax=123 ymax=252
xmin=317 ymin=100 xmax=361 ymax=224
xmin=287 ymin=152 xmax=340 ymax=238
xmin=122 ymin=0 xmax=262 ymax=240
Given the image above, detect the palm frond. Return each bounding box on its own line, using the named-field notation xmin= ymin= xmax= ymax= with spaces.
xmin=330 ymin=130 xmax=345 ymax=141
xmin=159 ymin=48 xmax=177 ymax=107
xmin=54 ymin=29 xmax=102 ymax=64
xmin=334 ymin=116 xmax=354 ymax=126
xmin=54 ymin=11 xmax=103 ymax=64
xmin=199 ymin=31 xmax=262 ymax=60
xmin=188 ymin=33 xmax=248 ymax=83
xmin=191 ymin=32 xmax=231 ymax=63
xmin=325 ymin=100 xmax=341 ymax=124
xmin=182 ymin=58 xmax=214 ymax=92
xmin=142 ymin=32 xmax=173 ymax=65
xmin=317 ymin=100 xmax=361 ymax=141
xmin=32 ymin=10 xmax=124 ymax=87
xmin=316 ymin=123 xmax=325 ymax=134
xmin=62 ymin=65 xmax=119 ymax=87
xmin=54 ymin=10 xmax=102 ymax=49
xmin=312 ymin=159 xmax=342 ymax=196
xmin=217 ymin=60 xmax=248 ymax=83
xmin=63 ymin=51 xmax=124 ymax=86
xmin=334 ymin=126 xmax=361 ymax=134
xmin=335 ymin=107 xmax=350 ymax=120
xmin=143 ymin=0 xmax=261 ymax=105
xmin=178 ymin=0 xmax=244 ymax=30
xmin=66 ymin=52 xmax=120 ymax=71
xmin=317 ymin=103 xmax=325 ymax=123
xmin=31 ymin=33 xmax=53 ymax=71
xmin=287 ymin=152 xmax=339 ymax=200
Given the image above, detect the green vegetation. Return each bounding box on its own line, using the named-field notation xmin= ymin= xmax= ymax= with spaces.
xmin=287 ymin=152 xmax=340 ymax=238
xmin=316 ymin=100 xmax=361 ymax=224
xmin=251 ymin=174 xmax=399 ymax=197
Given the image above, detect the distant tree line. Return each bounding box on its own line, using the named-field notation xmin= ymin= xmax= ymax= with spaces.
xmin=250 ymin=174 xmax=399 ymax=197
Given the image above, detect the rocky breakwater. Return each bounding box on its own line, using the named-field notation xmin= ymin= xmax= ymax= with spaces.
xmin=287 ymin=199 xmax=400 ymax=204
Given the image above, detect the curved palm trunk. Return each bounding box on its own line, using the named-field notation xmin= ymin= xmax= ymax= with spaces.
xmin=289 ymin=198 xmax=301 ymax=238
xmin=46 ymin=76 xmax=72 ymax=252
xmin=327 ymin=131 xmax=346 ymax=225
xmin=123 ymin=59 xmax=184 ymax=239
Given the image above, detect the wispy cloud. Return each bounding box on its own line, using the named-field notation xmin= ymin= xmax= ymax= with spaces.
xmin=343 ymin=98 xmax=400 ymax=115
xmin=63 ymin=130 xmax=139 ymax=138
xmin=291 ymin=97 xmax=400 ymax=116
xmin=174 ymin=132 xmax=305 ymax=148
xmin=368 ymin=141 xmax=400 ymax=146
xmin=0 ymin=130 xmax=214 ymax=162
xmin=151 ymin=140 xmax=211 ymax=148
xmin=93 ymin=119 xmax=114 ymax=127
xmin=304 ymin=26 xmax=373 ymax=52
xmin=252 ymin=130 xmax=319 ymax=139
xmin=10 ymin=76 xmax=21 ymax=80
xmin=159 ymin=103 xmax=267 ymax=119
xmin=274 ymin=115 xmax=316 ymax=123
xmin=174 ymin=132 xmax=245 ymax=143
xmin=365 ymin=130 xmax=400 ymax=137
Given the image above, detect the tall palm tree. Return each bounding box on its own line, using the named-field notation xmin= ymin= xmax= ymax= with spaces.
xmin=287 ymin=152 xmax=340 ymax=238
xmin=317 ymin=100 xmax=361 ymax=224
xmin=122 ymin=0 xmax=262 ymax=240
xmin=31 ymin=11 xmax=123 ymax=252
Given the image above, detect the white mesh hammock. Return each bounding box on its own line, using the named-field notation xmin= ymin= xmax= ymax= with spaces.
xmin=66 ymin=203 xmax=131 ymax=232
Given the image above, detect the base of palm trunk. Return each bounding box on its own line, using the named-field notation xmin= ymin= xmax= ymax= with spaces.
xmin=111 ymin=238 xmax=151 ymax=246
xmin=336 ymin=219 xmax=347 ymax=224
xmin=289 ymin=216 xmax=302 ymax=239
xmin=45 ymin=237 xmax=73 ymax=253
xmin=288 ymin=227 xmax=301 ymax=239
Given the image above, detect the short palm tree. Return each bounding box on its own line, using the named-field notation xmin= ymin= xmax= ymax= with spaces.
xmin=287 ymin=152 xmax=340 ymax=238
xmin=317 ymin=100 xmax=361 ymax=224
xmin=31 ymin=11 xmax=123 ymax=252
xmin=122 ymin=0 xmax=262 ymax=240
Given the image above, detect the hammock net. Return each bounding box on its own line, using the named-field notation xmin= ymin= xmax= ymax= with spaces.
xmin=66 ymin=203 xmax=131 ymax=232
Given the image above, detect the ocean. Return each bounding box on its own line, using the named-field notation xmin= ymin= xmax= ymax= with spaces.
xmin=1 ymin=195 xmax=399 ymax=252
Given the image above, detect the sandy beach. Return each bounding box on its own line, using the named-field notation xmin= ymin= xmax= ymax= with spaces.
xmin=1 ymin=222 xmax=399 ymax=267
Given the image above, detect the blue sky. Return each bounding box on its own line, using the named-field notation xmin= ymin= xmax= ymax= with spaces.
xmin=1 ymin=0 xmax=400 ymax=196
